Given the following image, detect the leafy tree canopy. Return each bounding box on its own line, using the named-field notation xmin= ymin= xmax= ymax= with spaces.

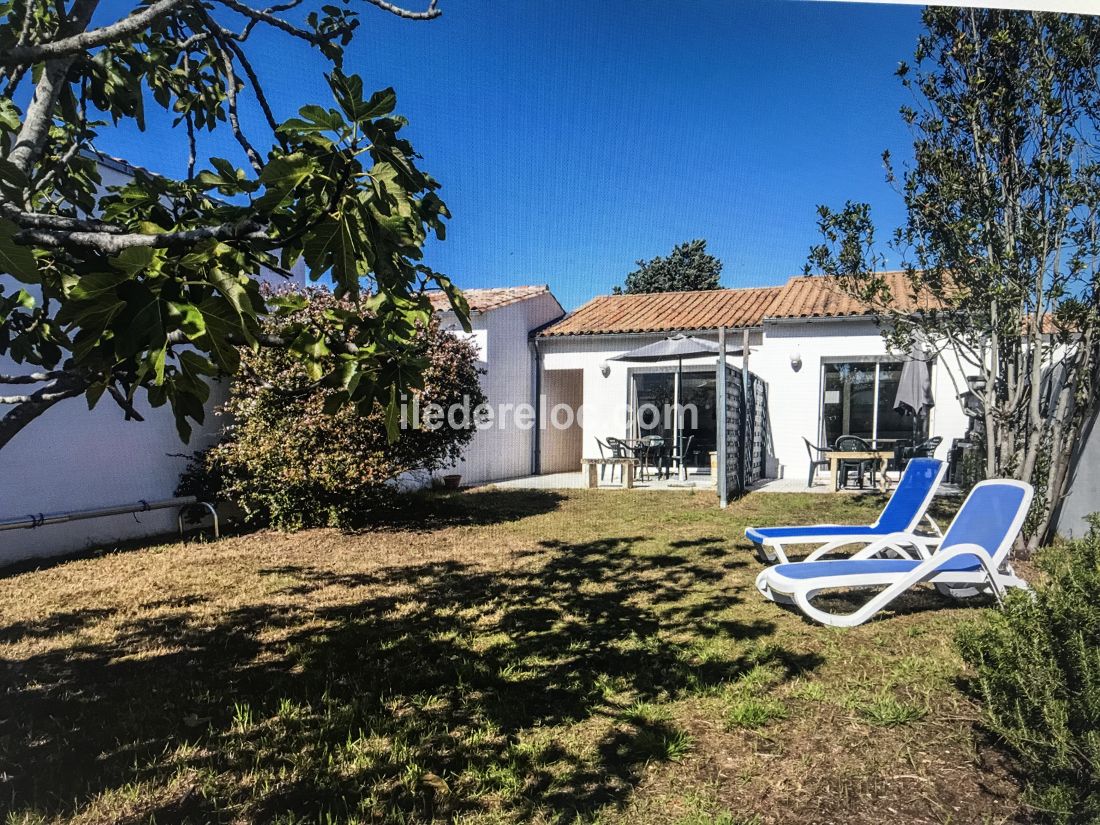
xmin=0 ymin=0 xmax=464 ymax=450
xmin=807 ymin=8 xmax=1100 ymax=547
xmin=613 ymin=239 xmax=723 ymax=294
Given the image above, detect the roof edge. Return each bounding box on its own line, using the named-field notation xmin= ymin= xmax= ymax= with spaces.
xmin=538 ymin=324 xmax=765 ymax=339
xmin=430 ymin=284 xmax=557 ymax=315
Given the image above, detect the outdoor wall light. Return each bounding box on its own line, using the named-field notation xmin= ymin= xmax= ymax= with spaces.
xmin=599 ymin=360 xmax=611 ymax=377
xmin=790 ymin=352 xmax=803 ymax=372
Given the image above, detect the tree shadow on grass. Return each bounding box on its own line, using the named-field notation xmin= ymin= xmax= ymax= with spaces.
xmin=0 ymin=606 xmax=117 ymax=645
xmin=0 ymin=529 xmax=820 ymax=824
xmin=0 ymin=491 xmax=566 ymax=583
xmin=362 ymin=488 xmax=567 ymax=530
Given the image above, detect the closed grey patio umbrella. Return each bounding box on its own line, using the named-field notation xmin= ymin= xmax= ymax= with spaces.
xmin=893 ymin=342 xmax=935 ymax=439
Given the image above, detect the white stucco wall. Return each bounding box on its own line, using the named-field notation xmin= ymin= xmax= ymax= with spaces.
xmin=0 ymin=380 xmax=229 ymax=564
xmin=437 ymin=291 xmax=563 ymax=484
xmin=751 ymin=318 xmax=970 ymax=483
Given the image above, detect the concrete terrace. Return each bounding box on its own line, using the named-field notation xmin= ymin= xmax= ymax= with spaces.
xmin=482 ymin=470 xmax=963 ymax=496
xmin=481 ymin=467 xmax=717 ymax=491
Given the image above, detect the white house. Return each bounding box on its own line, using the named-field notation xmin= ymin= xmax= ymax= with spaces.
xmin=534 ymin=273 xmax=971 ymax=485
xmin=6 ymin=238 xmax=1093 ymax=563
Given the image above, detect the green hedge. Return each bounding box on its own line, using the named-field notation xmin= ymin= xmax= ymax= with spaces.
xmin=956 ymin=517 xmax=1100 ymax=823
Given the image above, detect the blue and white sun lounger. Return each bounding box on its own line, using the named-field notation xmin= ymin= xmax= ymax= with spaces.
xmin=745 ymin=458 xmax=947 ymax=564
xmin=755 ymin=479 xmax=1033 ymax=627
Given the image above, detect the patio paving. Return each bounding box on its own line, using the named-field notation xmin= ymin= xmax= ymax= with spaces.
xmin=748 ymin=476 xmax=864 ymax=494
xmin=482 ymin=467 xmax=716 ymax=491
xmin=748 ymin=475 xmax=963 ymax=495
xmin=485 ymin=470 xmax=961 ymax=496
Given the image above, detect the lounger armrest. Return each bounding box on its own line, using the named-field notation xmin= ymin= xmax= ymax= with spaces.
xmin=900 ymin=534 xmax=943 ymax=560
xmin=842 ymin=532 xmax=924 ymax=562
xmin=749 ymin=525 xmax=844 ymax=544
xmin=912 ymin=543 xmax=999 ymax=579
xmin=802 ymin=536 xmax=882 ymax=561
xmin=922 ymin=513 xmax=944 ymax=537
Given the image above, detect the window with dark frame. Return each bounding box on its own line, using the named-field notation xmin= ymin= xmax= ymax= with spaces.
xmin=820 ymin=360 xmax=928 ymax=448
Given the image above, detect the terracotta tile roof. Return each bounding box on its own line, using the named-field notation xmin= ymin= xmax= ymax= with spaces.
xmin=429 ymin=285 xmax=552 ymax=314
xmin=538 ymin=287 xmax=785 ymax=337
xmin=768 ymin=271 xmax=947 ymax=319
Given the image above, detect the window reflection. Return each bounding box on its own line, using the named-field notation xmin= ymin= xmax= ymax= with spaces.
xmin=821 ymin=360 xmax=927 ymax=448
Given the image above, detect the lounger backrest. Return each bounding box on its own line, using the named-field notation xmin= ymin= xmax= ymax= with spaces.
xmin=939 ymin=480 xmax=1034 ymax=565
xmin=873 ymin=458 xmax=946 ymax=532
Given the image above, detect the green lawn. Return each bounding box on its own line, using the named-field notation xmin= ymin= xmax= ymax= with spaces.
xmin=0 ymin=490 xmax=1023 ymax=824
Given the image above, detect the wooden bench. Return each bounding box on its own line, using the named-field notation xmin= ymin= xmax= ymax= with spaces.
xmin=580 ymin=458 xmax=639 ymax=489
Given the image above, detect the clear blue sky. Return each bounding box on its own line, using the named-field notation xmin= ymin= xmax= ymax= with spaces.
xmin=98 ymin=0 xmax=924 ymax=310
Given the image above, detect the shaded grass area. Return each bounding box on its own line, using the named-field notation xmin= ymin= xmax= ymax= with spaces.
xmin=0 ymin=489 xmax=1022 ymax=824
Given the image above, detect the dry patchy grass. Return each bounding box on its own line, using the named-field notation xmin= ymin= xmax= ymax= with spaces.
xmin=0 ymin=489 xmax=1022 ymax=824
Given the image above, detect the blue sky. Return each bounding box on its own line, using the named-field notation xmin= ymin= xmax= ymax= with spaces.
xmin=98 ymin=0 xmax=925 ymax=310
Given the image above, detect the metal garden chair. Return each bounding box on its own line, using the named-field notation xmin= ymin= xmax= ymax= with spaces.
xmin=834 ymin=434 xmax=873 ymax=490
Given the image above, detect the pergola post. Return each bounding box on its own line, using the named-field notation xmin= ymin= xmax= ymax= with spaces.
xmin=717 ymin=327 xmax=728 ymax=508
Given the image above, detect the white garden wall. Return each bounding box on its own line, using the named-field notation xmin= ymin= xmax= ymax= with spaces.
xmin=0 ymin=161 xmax=307 ymax=564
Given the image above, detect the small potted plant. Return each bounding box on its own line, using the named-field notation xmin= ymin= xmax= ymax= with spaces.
xmin=442 ymin=473 xmax=462 ymax=490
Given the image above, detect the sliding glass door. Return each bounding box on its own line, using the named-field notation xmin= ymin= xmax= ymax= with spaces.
xmin=822 ymin=362 xmax=876 ymax=443
xmin=633 ymin=373 xmax=675 ymax=442
xmin=631 ymin=370 xmax=716 ymax=467
xmin=680 ymin=373 xmax=717 ymax=458
xmin=821 ymin=360 xmax=927 ymax=447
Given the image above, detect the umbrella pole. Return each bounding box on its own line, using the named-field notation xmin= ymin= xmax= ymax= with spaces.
xmin=677 ymin=358 xmax=684 ymax=480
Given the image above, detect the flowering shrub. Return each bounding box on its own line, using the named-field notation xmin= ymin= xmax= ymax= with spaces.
xmin=181 ymin=286 xmax=485 ymax=529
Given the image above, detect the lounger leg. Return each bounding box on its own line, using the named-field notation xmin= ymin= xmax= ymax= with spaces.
xmin=935 ymin=582 xmax=982 ymax=599
xmin=755 ymin=568 xmax=793 ymax=603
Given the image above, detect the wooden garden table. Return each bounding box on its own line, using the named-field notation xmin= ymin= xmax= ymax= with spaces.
xmin=828 ymin=450 xmax=893 ymax=492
